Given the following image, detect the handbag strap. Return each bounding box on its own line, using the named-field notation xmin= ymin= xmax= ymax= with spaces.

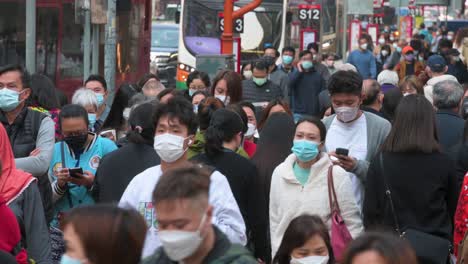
xmin=61 ymin=142 xmax=74 ymax=209
xmin=327 ymin=165 xmax=341 ymax=213
xmin=379 ymin=153 xmax=402 ymax=234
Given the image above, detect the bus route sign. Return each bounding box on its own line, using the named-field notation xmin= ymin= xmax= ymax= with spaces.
xmin=298 ymin=4 xmax=321 ymax=21
xmin=218 ymin=13 xmax=244 ymax=34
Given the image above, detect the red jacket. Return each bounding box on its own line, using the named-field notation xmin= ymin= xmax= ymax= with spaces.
xmin=454 ymin=173 xmax=468 ymax=256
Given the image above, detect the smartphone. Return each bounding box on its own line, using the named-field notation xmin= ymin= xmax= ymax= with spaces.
xmin=100 ymin=129 xmax=117 ymax=142
xmin=336 ymin=148 xmax=349 ymax=157
xmin=68 ymin=167 xmax=84 ymax=178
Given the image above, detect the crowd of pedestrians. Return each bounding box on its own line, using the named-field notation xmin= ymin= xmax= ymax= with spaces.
xmin=2 ymin=24 xmax=468 ymax=264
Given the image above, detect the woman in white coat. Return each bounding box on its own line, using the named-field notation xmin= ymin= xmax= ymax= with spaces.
xmin=269 ymin=117 xmax=363 ymax=257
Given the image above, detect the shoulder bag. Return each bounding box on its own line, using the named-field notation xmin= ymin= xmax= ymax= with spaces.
xmin=379 ymin=153 xmax=451 ymax=264
xmin=327 ymin=165 xmax=353 ymax=261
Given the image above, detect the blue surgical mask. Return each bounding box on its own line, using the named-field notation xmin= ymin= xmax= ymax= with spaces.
xmin=95 ymin=93 xmax=105 ymax=107
xmin=396 ymin=47 xmax=402 ymax=53
xmin=291 ymin=140 xmax=320 ymax=162
xmin=301 ymin=61 xmax=313 ymax=70
xmin=193 ymin=104 xmax=199 ymax=113
xmin=282 ymin=55 xmax=293 ymax=64
xmin=0 ymin=88 xmax=22 ymax=112
xmin=88 ymin=113 xmax=97 ymax=130
xmin=189 ymin=89 xmax=196 ymax=97
xmin=60 ymin=254 xmax=84 ymax=264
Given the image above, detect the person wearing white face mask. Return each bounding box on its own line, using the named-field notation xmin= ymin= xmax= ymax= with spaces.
xmin=211 ymin=70 xmax=243 ymax=105
xmin=323 ymin=71 xmax=391 ymax=209
xmin=240 ymin=101 xmax=259 ymax=157
xmin=347 ymin=36 xmax=377 ymax=79
xmin=270 ymin=117 xmax=362 ymax=259
xmin=119 ymin=97 xmax=247 ymax=258
xmin=273 ymin=215 xmax=334 ymax=264
xmin=141 ymin=165 xmax=257 ymax=264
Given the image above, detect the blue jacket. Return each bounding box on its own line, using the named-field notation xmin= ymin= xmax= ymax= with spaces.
xmin=348 ymin=49 xmax=377 ymax=79
xmin=49 ymin=134 xmax=117 ymax=227
xmin=435 ymin=110 xmax=465 ymax=151
xmin=289 ymin=69 xmax=326 ymax=116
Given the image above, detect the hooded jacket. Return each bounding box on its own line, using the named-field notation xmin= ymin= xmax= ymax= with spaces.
xmin=119 ymin=165 xmax=247 ymax=258
xmin=269 ymin=153 xmax=363 ymax=257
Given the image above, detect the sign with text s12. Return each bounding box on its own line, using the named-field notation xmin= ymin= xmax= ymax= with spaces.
xmin=298 ymin=5 xmax=321 ymax=21
xmin=218 ymin=13 xmax=244 ymax=33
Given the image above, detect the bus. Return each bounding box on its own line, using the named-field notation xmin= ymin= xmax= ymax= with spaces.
xmin=176 ymin=0 xmax=345 ymax=89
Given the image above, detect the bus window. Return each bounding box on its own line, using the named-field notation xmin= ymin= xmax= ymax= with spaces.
xmin=0 ymin=2 xmax=26 ymax=66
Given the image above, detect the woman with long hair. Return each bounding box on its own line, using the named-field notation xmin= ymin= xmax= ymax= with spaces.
xmin=211 ymin=70 xmax=243 ymax=105
xmin=257 ymin=99 xmax=293 ymax=130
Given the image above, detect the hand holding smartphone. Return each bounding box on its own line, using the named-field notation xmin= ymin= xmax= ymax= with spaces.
xmin=68 ymin=167 xmax=84 ymax=178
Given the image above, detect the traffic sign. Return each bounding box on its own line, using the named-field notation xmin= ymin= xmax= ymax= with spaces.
xmin=218 ymin=13 xmax=244 ymax=33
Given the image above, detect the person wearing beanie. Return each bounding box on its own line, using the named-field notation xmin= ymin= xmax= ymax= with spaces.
xmin=377 ymin=70 xmax=399 ymax=93
xmin=395 ymin=46 xmax=425 ymax=80
xmin=424 ymin=55 xmax=458 ymax=104
xmin=93 ymin=103 xmax=160 ymax=203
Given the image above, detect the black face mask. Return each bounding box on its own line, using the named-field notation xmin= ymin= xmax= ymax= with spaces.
xmin=64 ymin=133 xmax=88 ymax=152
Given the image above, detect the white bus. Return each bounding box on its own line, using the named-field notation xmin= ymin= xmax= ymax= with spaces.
xmin=175 ymin=0 xmax=344 ymax=89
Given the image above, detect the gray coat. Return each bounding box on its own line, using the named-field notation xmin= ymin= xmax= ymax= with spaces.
xmin=8 ymin=181 xmax=51 ymax=264
xmin=322 ymin=111 xmax=391 ymax=183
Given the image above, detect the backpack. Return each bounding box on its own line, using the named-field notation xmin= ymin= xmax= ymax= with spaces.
xmin=458 ymin=230 xmax=468 ymax=263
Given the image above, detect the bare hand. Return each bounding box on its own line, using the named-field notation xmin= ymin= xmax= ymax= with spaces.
xmin=68 ymin=171 xmax=95 ymax=188
xmin=329 ymin=152 xmax=357 ymax=171
xmin=56 ymin=168 xmax=71 ymax=188
xmin=29 ymin=148 xmax=41 ymax=156
xmin=297 ymin=62 xmax=303 ymax=72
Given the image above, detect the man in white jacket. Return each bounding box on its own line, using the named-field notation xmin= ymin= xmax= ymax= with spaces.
xmin=424 ymin=54 xmax=458 ymax=104
xmin=119 ymin=97 xmax=246 ymax=258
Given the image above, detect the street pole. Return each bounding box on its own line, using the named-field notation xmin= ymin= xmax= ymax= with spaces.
xmin=84 ymin=7 xmax=91 ymax=81
xmin=342 ymin=0 xmax=348 ymax=60
xmin=221 ymin=0 xmax=263 ymax=55
xmin=104 ymin=0 xmax=117 ymax=109
xmin=92 ymin=24 xmax=100 ymax=74
xmin=25 ymin=0 xmax=36 ymax=73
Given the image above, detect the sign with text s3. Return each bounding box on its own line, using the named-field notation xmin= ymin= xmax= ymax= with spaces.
xmin=218 ymin=13 xmax=244 ymax=33
xmin=298 ymin=5 xmax=321 ymax=21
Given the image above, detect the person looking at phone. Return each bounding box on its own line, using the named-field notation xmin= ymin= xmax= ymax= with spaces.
xmin=49 ymin=104 xmax=117 ymax=227
xmin=269 ymin=117 xmax=363 ymax=257
xmin=323 ymin=71 xmax=391 ymax=209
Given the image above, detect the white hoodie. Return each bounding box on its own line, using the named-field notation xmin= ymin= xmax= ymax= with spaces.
xmin=269 ymin=153 xmax=364 ymax=257
xmin=424 ymin=74 xmax=458 ymax=104
xmin=119 ymin=165 xmax=247 ymax=258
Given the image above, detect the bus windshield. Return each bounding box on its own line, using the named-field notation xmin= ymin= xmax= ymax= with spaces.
xmin=182 ymin=0 xmax=283 ymax=59
xmin=152 ymin=25 xmax=179 ymax=49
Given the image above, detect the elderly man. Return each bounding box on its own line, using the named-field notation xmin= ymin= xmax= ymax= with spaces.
xmin=361 ymin=80 xmax=385 ymax=118
xmin=433 ymin=80 xmax=464 ymax=151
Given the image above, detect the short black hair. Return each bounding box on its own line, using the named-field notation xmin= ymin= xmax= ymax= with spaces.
xmin=85 ymin=74 xmax=107 ymax=91
xmin=306 ymin=42 xmax=319 ymax=52
xmin=328 ymin=70 xmax=363 ymax=96
xmin=252 ymin=60 xmax=268 ymax=72
xmin=239 ymin=101 xmax=256 ymax=115
xmin=264 ymin=47 xmax=280 ymax=58
xmin=282 ymin=46 xmax=296 ymax=56
xmin=153 ymin=96 xmax=198 ymax=135
xmin=299 ymin=50 xmax=312 ymax=59
xmin=0 ymin=64 xmax=31 ymax=88
xmin=439 ymin=38 xmax=453 ymax=49
xmin=59 ymin=104 xmax=89 ymax=127
xmin=186 ymin=70 xmax=211 ymax=88
xmin=296 ymin=117 xmax=327 ymax=142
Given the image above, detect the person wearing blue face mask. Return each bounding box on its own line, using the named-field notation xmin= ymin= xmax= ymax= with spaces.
xmin=85 ymin=75 xmax=109 ymax=126
xmin=242 ymin=60 xmax=283 ymax=108
xmin=279 ymin=46 xmax=297 ymax=74
xmin=289 ymin=50 xmax=326 ymax=121
xmin=72 ymin=88 xmax=100 ymax=133
xmin=270 ymin=117 xmax=363 ymax=258
xmin=263 ymin=52 xmax=291 ymax=102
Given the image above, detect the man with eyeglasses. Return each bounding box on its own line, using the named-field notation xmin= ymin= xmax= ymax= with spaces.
xmin=0 ymin=64 xmax=55 ymax=223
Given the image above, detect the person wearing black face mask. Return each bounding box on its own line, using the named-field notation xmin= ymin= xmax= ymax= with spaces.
xmin=49 ymin=104 xmax=117 ymax=228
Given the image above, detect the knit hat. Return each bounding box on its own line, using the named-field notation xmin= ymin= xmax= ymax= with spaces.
xmin=377 ymin=70 xmax=399 ymax=86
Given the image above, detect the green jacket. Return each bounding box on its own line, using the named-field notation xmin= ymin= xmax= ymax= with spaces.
xmin=141 ymin=227 xmax=257 ymax=264
xmin=188 ymin=131 xmax=250 ymax=160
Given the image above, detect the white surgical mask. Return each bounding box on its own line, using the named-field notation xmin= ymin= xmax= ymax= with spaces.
xmin=360 ymin=43 xmax=368 ymax=50
xmin=153 ymin=133 xmax=188 ymax=163
xmin=378 ymin=38 xmax=386 ymax=45
xmin=158 ymin=213 xmax=207 ymax=261
xmin=215 ymin=94 xmax=230 ymax=105
xmin=448 ymin=35 xmax=453 ymax=40
xmin=290 ymin=255 xmax=329 ymax=264
xmin=381 ymin=50 xmax=389 ymax=57
xmin=335 ymin=106 xmax=359 ymax=123
xmin=243 ymin=70 xmax=253 ymax=80
xmin=245 ymin=123 xmax=256 ymax=138
xmin=291 ymin=255 xmax=329 ymax=264
xmin=123 ymin=107 xmax=131 ymax=121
